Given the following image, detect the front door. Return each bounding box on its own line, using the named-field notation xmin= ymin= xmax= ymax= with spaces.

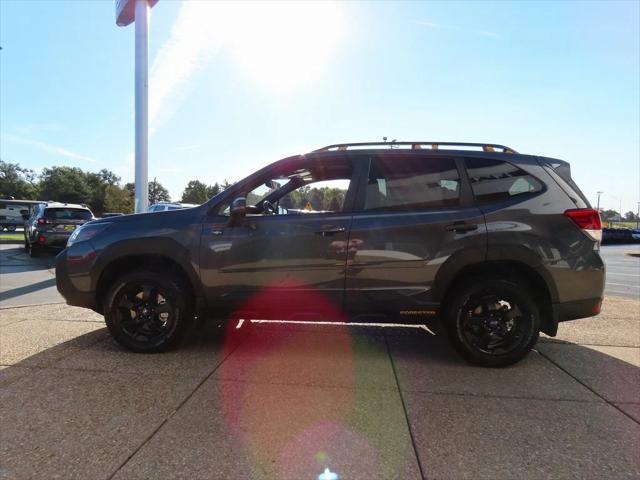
xmin=200 ymin=156 xmax=363 ymax=320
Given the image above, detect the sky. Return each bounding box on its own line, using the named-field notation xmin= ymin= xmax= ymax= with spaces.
xmin=1 ymin=0 xmax=639 ymax=213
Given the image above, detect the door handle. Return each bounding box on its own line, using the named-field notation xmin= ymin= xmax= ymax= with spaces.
xmin=445 ymin=222 xmax=478 ymax=233
xmin=315 ymin=227 xmax=346 ymax=237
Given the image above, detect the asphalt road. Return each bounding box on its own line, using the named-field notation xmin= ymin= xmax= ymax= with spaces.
xmin=601 ymin=244 xmax=640 ymax=298
xmin=1 ymin=243 xmax=638 ymax=308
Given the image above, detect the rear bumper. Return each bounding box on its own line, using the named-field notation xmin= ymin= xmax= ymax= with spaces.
xmin=55 ymin=248 xmax=97 ymax=311
xmin=39 ymin=232 xmax=72 ymax=247
xmin=552 ymin=296 xmax=602 ymax=324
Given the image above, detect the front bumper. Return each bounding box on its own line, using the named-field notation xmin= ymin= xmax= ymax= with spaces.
xmin=55 ymin=248 xmax=97 ymax=311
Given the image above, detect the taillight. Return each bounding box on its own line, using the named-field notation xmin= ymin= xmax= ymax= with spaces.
xmin=564 ymin=208 xmax=602 ymax=243
xmin=37 ymin=235 xmax=46 ymax=244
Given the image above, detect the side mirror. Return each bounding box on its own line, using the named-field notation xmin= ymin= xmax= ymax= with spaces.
xmin=229 ymin=196 xmax=247 ymax=222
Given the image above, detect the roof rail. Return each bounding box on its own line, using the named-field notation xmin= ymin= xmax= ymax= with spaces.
xmin=312 ymin=141 xmax=518 ymax=154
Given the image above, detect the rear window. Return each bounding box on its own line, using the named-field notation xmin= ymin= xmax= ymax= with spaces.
xmin=541 ymin=163 xmax=589 ymax=208
xmin=465 ymin=158 xmax=543 ymax=205
xmin=44 ymin=208 xmax=93 ymax=221
xmin=363 ymin=156 xmax=460 ymax=211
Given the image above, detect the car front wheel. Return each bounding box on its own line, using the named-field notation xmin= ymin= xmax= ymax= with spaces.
xmin=104 ymin=270 xmax=193 ymax=353
xmin=444 ymin=277 xmax=540 ymax=367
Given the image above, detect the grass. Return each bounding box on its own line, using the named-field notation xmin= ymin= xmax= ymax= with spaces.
xmin=0 ymin=232 xmax=23 ymax=242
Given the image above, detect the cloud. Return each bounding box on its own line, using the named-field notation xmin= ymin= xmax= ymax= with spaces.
xmin=149 ymin=2 xmax=223 ymax=135
xmin=175 ymin=144 xmax=200 ymax=151
xmin=415 ymin=20 xmax=500 ymax=39
xmin=14 ymin=123 xmax=65 ymax=135
xmin=156 ymin=165 xmax=184 ymax=173
xmin=1 ymin=133 xmax=99 ymax=163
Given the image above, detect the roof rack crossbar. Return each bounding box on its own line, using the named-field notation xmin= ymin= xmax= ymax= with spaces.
xmin=312 ymin=141 xmax=518 ymax=154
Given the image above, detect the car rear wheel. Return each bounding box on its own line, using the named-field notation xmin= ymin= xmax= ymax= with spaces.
xmin=104 ymin=269 xmax=193 ymax=353
xmin=28 ymin=242 xmax=40 ymax=257
xmin=444 ymin=277 xmax=540 ymax=367
xmin=6 ymin=225 xmax=16 ymax=232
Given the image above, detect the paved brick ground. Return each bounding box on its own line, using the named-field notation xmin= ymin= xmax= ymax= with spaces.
xmin=0 ymin=296 xmax=638 ymax=480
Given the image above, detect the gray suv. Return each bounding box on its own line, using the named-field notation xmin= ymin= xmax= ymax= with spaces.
xmin=55 ymin=142 xmax=605 ymax=367
xmin=25 ymin=202 xmax=94 ymax=257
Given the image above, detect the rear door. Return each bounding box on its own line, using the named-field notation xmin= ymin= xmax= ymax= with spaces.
xmin=345 ymin=153 xmax=487 ymax=319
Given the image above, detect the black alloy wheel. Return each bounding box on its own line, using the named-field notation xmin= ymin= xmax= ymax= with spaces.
xmin=105 ymin=270 xmax=192 ymax=352
xmin=445 ymin=278 xmax=540 ymax=367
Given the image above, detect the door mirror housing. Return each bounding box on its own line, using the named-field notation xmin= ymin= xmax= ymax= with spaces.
xmin=229 ymin=196 xmax=247 ymax=222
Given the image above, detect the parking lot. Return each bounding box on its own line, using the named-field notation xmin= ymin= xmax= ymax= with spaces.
xmin=1 ymin=244 xmax=639 ymax=479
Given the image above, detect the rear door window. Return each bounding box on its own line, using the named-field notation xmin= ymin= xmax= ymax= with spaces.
xmin=464 ymin=158 xmax=543 ymax=205
xmin=44 ymin=208 xmax=93 ymax=221
xmin=363 ymin=156 xmax=460 ymax=211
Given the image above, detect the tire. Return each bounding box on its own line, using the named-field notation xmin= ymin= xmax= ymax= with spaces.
xmin=443 ymin=277 xmax=540 ymax=367
xmin=104 ymin=269 xmax=193 ymax=353
xmin=6 ymin=225 xmax=16 ymax=232
xmin=29 ymin=242 xmax=40 ymax=257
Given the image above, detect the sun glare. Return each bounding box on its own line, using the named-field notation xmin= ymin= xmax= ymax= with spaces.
xmin=220 ymin=1 xmax=346 ymax=90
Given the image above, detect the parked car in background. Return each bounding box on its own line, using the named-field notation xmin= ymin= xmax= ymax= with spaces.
xmin=56 ymin=141 xmax=605 ymax=367
xmin=0 ymin=199 xmax=41 ymax=231
xmin=602 ymin=227 xmax=639 ymax=244
xmin=148 ymin=202 xmax=198 ymax=212
xmin=24 ymin=202 xmax=94 ymax=256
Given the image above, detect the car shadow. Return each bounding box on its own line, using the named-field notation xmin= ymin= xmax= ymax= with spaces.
xmin=0 ymin=245 xmax=57 ymax=272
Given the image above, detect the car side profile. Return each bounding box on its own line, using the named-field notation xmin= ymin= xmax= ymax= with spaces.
xmin=25 ymin=202 xmax=95 ymax=257
xmin=55 ymin=142 xmax=605 ymax=367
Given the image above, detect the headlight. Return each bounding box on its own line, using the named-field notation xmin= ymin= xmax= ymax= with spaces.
xmin=67 ymin=222 xmax=112 ymax=247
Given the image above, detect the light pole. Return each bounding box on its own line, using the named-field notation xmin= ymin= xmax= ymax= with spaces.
xmin=636 ymin=202 xmax=639 ymax=230
xmin=596 ymin=191 xmax=603 ymax=211
xmin=133 ymin=0 xmax=149 ymax=214
xmin=116 ymin=0 xmax=158 ymax=213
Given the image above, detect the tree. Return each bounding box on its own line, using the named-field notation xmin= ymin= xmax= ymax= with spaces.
xmin=623 ymin=211 xmax=638 ymax=222
xmin=600 ymin=209 xmax=619 ymax=222
xmin=207 ymin=182 xmax=221 ymax=198
xmin=0 ymin=160 xmax=38 ymax=199
xmin=39 ymin=166 xmax=91 ymax=205
xmin=181 ymin=180 xmax=210 ymax=204
xmin=125 ymin=180 xmax=171 ymax=206
xmin=149 ymin=178 xmax=170 ymax=204
xmin=104 ymin=185 xmax=133 ymax=214
xmin=309 ymin=189 xmax=323 ymax=210
xmin=86 ymin=169 xmax=121 ymax=215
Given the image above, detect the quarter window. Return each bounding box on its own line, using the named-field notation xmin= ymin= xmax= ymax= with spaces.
xmin=363 ymin=156 xmax=460 ymax=211
xmin=465 ymin=158 xmax=542 ymax=204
